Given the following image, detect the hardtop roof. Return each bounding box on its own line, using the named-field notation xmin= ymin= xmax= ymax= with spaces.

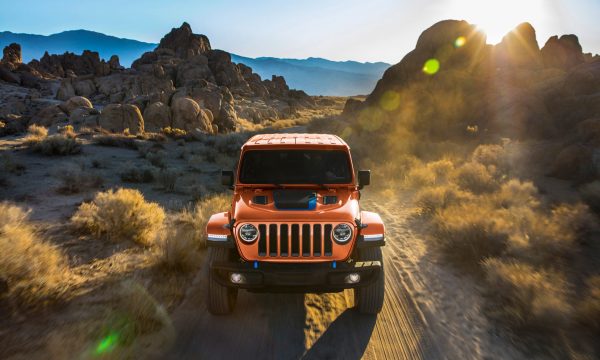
xmin=242 ymin=133 xmax=349 ymax=149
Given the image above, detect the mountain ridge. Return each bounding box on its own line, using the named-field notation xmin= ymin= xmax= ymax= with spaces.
xmin=0 ymin=29 xmax=389 ymax=95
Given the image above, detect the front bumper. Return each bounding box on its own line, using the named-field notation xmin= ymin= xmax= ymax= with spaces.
xmin=210 ymin=260 xmax=381 ymax=293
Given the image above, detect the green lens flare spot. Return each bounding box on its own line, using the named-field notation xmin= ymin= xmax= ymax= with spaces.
xmin=422 ymin=59 xmax=440 ymax=75
xmin=379 ymin=91 xmax=401 ymax=112
xmin=454 ymin=36 xmax=466 ymax=48
xmin=94 ymin=331 xmax=119 ymax=356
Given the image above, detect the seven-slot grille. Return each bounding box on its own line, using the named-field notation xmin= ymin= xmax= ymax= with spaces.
xmin=256 ymin=223 xmax=335 ymax=257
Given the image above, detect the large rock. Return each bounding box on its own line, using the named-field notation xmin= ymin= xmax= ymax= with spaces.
xmin=171 ymin=96 xmax=213 ymax=133
xmin=541 ymin=35 xmax=585 ymax=70
xmin=31 ymin=105 xmax=68 ymax=127
xmin=60 ymin=96 xmax=93 ymax=115
xmin=2 ymin=43 xmax=22 ymax=69
xmin=32 ymin=50 xmax=112 ymax=77
xmin=215 ymin=88 xmax=237 ymax=132
xmin=69 ymin=107 xmax=99 ymax=129
xmin=143 ymin=101 xmax=171 ymax=132
xmin=157 ymin=22 xmax=211 ymax=59
xmin=99 ymin=104 xmax=144 ymax=134
xmin=0 ymin=64 xmax=20 ymax=84
xmin=493 ymin=22 xmax=542 ymax=69
xmin=175 ymin=54 xmax=213 ymax=87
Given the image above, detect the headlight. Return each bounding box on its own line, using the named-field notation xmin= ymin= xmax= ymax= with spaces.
xmin=239 ymin=224 xmax=258 ymax=243
xmin=332 ymin=224 xmax=353 ymax=243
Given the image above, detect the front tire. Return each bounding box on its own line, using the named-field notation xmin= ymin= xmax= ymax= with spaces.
xmin=354 ymin=247 xmax=385 ymax=314
xmin=207 ymin=247 xmax=238 ymax=315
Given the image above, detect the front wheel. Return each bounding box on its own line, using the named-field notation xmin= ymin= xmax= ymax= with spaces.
xmin=354 ymin=247 xmax=385 ymax=314
xmin=207 ymin=247 xmax=238 ymax=315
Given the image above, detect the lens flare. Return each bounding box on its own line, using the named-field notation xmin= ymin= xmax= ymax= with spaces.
xmin=94 ymin=331 xmax=119 ymax=356
xmin=454 ymin=36 xmax=466 ymax=48
xmin=422 ymin=59 xmax=440 ymax=75
xmin=379 ymin=91 xmax=401 ymax=111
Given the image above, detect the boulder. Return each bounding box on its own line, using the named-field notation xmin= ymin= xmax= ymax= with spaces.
xmin=73 ymin=79 xmax=96 ymax=97
xmin=31 ymin=50 xmax=112 ymax=77
xmin=171 ymin=96 xmax=213 ymax=133
xmin=0 ymin=64 xmax=20 ymax=84
xmin=175 ymin=54 xmax=213 ymax=87
xmin=493 ymin=22 xmax=542 ymax=69
xmin=0 ymin=114 xmax=28 ymax=136
xmin=99 ymin=104 xmax=144 ymax=134
xmin=60 ymin=96 xmax=93 ymax=115
xmin=69 ymin=107 xmax=99 ymax=129
xmin=31 ymin=105 xmax=68 ymax=127
xmin=157 ymin=22 xmax=211 ymax=59
xmin=143 ymin=101 xmax=171 ymax=132
xmin=109 ymin=55 xmax=122 ymax=70
xmin=1 ymin=43 xmax=22 ymax=69
xmin=541 ymin=35 xmax=585 ymax=70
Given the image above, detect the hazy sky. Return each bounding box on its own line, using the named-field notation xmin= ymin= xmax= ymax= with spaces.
xmin=1 ymin=0 xmax=598 ymax=64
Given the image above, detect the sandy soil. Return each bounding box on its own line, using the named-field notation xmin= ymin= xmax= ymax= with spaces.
xmin=163 ymin=193 xmax=525 ymax=360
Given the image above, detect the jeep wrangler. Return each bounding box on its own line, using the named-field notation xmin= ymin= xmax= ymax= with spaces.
xmin=206 ymin=133 xmax=385 ymax=315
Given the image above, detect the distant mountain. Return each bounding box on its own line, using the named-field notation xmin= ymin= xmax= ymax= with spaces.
xmin=230 ymin=55 xmax=389 ymax=96
xmin=0 ymin=30 xmax=156 ymax=67
xmin=0 ymin=29 xmax=390 ymax=95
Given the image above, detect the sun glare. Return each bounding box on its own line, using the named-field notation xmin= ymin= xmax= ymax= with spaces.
xmin=446 ymin=0 xmax=546 ymax=44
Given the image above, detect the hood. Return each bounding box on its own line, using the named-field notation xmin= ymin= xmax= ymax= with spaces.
xmin=232 ymin=188 xmax=360 ymax=223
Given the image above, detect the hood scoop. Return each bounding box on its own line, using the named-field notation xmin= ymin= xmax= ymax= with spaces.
xmin=273 ymin=190 xmax=317 ymax=210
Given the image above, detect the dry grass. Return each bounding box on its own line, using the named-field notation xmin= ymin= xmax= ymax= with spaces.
xmin=161 ymin=127 xmax=187 ymax=140
xmin=453 ymin=162 xmax=499 ymax=194
xmin=0 ymin=202 xmax=68 ymax=307
xmin=25 ymin=124 xmax=48 ymax=142
xmin=94 ymin=134 xmax=138 ymax=149
xmin=577 ymin=276 xmax=600 ymax=331
xmin=120 ymin=164 xmax=155 ymax=183
xmin=414 ymin=184 xmax=473 ymax=215
xmin=483 ymin=258 xmax=573 ymax=329
xmin=158 ymin=168 xmax=177 ymax=192
xmin=172 ymin=194 xmax=230 ymax=249
xmin=29 ymin=133 xmax=82 ymax=156
xmin=71 ymin=188 xmax=165 ymax=246
xmin=55 ymin=163 xmax=103 ymax=194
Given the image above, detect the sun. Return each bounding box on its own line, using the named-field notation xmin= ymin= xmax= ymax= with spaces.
xmin=444 ymin=0 xmax=547 ymax=44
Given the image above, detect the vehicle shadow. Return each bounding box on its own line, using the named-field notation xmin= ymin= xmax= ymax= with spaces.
xmin=302 ymin=309 xmax=376 ymax=360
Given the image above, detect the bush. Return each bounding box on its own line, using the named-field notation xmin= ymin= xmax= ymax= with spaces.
xmin=431 ymin=203 xmax=510 ymax=262
xmin=580 ymin=181 xmax=600 ymax=213
xmin=483 ymin=258 xmax=573 ymax=329
xmin=490 ymin=179 xmax=539 ymax=209
xmin=415 ymin=184 xmax=473 ymax=215
xmin=161 ymin=127 xmax=187 ymax=139
xmin=154 ymin=225 xmax=201 ymax=271
xmin=31 ymin=134 xmax=82 ymax=156
xmin=158 ymin=168 xmax=177 ymax=192
xmin=55 ymin=163 xmax=103 ymax=194
xmin=471 ymin=144 xmax=508 ymax=170
xmin=71 ymin=188 xmax=165 ymax=246
xmin=25 ymin=124 xmax=48 ymax=141
xmin=145 ymin=151 xmax=166 ymax=168
xmin=120 ymin=164 xmax=155 ymax=183
xmin=57 ymin=125 xmax=76 ymax=138
xmin=0 ymin=202 xmax=68 ymax=306
xmin=577 ymin=276 xmax=600 ymax=331
xmin=453 ymin=162 xmax=499 ymax=194
xmin=404 ymin=159 xmax=455 ymax=188
xmin=94 ymin=134 xmax=138 ymax=149
xmin=172 ymin=194 xmax=230 ymax=249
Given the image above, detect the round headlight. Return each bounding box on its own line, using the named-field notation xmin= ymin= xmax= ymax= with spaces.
xmin=239 ymin=224 xmax=258 ymax=243
xmin=332 ymin=224 xmax=353 ymax=243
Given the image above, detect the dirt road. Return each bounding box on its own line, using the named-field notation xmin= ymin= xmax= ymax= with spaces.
xmin=166 ymin=195 xmax=520 ymax=360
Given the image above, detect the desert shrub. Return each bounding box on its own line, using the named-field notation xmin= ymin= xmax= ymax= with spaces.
xmin=0 ymin=202 xmax=68 ymax=306
xmin=154 ymin=225 xmax=201 ymax=271
xmin=94 ymin=134 xmax=138 ymax=149
xmin=161 ymin=127 xmax=187 ymax=140
xmin=490 ymin=179 xmax=540 ymax=209
xmin=57 ymin=125 xmax=76 ymax=138
xmin=158 ymin=168 xmax=177 ymax=192
xmin=55 ymin=163 xmax=103 ymax=194
xmin=577 ymin=276 xmax=600 ymax=331
xmin=100 ymin=280 xmax=172 ymax=348
xmin=404 ymin=159 xmax=455 ymax=188
xmin=31 ymin=134 xmax=82 ymax=156
xmin=453 ymin=162 xmax=499 ymax=194
xmin=472 ymin=144 xmax=508 ymax=170
xmin=71 ymin=188 xmax=165 ymax=246
xmin=214 ymin=132 xmax=253 ymax=157
xmin=483 ymin=258 xmax=573 ymax=329
xmin=431 ymin=203 xmax=510 ymax=262
xmin=580 ymin=181 xmax=600 ymax=213
xmin=25 ymin=124 xmax=48 ymax=142
xmin=415 ymin=184 xmax=473 ymax=215
xmin=172 ymin=194 xmax=230 ymax=249
xmin=120 ymin=164 xmax=155 ymax=183
xmin=145 ymin=150 xmax=166 ymax=168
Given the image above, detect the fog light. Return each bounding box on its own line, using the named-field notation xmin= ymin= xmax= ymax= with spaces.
xmin=345 ymin=273 xmax=361 ymax=284
xmin=230 ymin=273 xmax=245 ymax=284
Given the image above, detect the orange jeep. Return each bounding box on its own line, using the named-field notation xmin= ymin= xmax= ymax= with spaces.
xmin=206 ymin=133 xmax=385 ymax=315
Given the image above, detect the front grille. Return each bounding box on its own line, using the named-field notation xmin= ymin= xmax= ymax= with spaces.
xmin=257 ymin=223 xmax=333 ymax=258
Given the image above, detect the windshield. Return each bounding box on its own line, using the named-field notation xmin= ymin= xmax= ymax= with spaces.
xmin=239 ymin=149 xmax=353 ymax=184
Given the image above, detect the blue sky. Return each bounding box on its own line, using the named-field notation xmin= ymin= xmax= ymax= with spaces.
xmin=1 ymin=0 xmax=598 ymax=63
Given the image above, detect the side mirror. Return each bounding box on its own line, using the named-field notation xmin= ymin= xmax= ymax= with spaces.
xmin=221 ymin=170 xmax=234 ymax=187
xmin=358 ymin=170 xmax=370 ymax=189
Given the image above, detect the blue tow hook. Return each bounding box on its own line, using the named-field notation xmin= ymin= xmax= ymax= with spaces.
xmin=253 ymin=261 xmax=259 ymax=269
xmin=332 ymin=261 xmax=337 ymax=269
